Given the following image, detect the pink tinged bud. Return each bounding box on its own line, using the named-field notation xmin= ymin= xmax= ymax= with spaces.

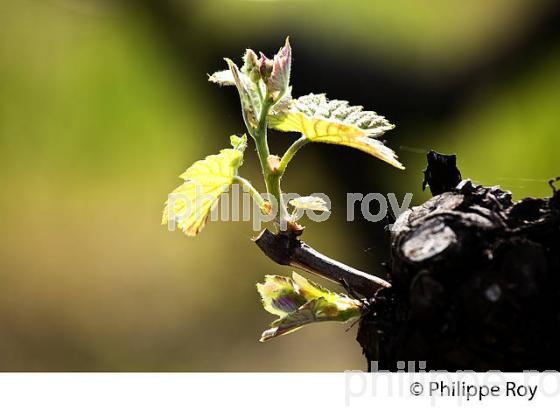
xmin=267 ymin=37 xmax=292 ymax=101
xmin=259 ymin=52 xmax=273 ymax=80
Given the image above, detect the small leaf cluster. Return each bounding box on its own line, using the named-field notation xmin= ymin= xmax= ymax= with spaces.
xmin=163 ymin=38 xmax=404 ymax=340
xmin=257 ymin=272 xmax=362 ymax=342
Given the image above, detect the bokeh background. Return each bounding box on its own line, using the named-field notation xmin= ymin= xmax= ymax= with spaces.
xmin=1 ymin=0 xmax=559 ymax=371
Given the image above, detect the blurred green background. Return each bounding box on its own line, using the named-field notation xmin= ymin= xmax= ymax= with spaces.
xmin=0 ymin=0 xmax=559 ymax=371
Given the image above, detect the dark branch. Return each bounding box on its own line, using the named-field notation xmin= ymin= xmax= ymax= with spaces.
xmin=422 ymin=150 xmax=462 ymax=196
xmin=254 ymin=229 xmax=391 ymax=298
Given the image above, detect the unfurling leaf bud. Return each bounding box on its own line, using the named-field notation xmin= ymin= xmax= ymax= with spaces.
xmin=242 ymin=49 xmax=261 ymax=83
xmin=266 ymin=37 xmax=292 ymax=102
xmin=266 ymin=155 xmax=281 ymax=173
xmin=262 ymin=201 xmax=272 ymax=215
xmin=256 ymin=272 xmax=362 ymax=342
xmin=224 ymin=58 xmax=261 ymax=133
xmin=258 ymin=52 xmax=274 ymax=81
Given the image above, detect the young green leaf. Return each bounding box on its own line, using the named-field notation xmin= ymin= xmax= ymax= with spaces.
xmin=162 ymin=141 xmax=245 ymax=236
xmin=257 ymin=272 xmax=362 ymax=342
xmin=289 ymin=196 xmax=329 ymax=212
xmin=230 ymin=133 xmax=248 ymax=151
xmin=256 ymin=275 xmax=307 ymax=317
xmin=268 ymin=93 xmax=404 ymax=169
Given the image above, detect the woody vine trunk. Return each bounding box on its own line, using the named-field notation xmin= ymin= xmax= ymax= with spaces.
xmin=356 ymin=152 xmax=560 ymax=371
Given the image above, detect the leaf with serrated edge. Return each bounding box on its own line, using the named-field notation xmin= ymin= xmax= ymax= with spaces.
xmin=258 ymin=272 xmax=362 ymax=342
xmin=291 ymin=272 xmax=360 ymax=310
xmin=268 ymin=93 xmax=404 ymax=169
xmin=208 ymin=70 xmax=235 ymax=86
xmin=162 ymin=147 xmax=244 ymax=236
xmin=257 ymin=275 xmax=307 ymax=317
xmin=289 ymin=196 xmax=329 ymax=212
xmin=260 ymin=298 xmax=325 ymax=342
xmin=230 ymin=134 xmax=248 ymax=151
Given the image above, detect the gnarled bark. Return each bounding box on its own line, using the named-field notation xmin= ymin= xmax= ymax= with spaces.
xmin=357 ymin=152 xmax=560 ymax=371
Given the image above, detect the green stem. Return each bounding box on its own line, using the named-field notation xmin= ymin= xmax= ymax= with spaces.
xmin=278 ymin=135 xmax=308 ymax=174
xmin=266 ymin=172 xmax=287 ymax=223
xmin=233 ymin=176 xmax=267 ymax=210
xmin=252 ymin=97 xmax=289 ymax=228
xmin=255 ymin=80 xmax=264 ymax=103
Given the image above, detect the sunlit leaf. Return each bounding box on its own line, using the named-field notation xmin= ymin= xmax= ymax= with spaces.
xmin=162 ymin=143 xmax=245 ymax=236
xmin=257 ymin=275 xmax=307 ymax=317
xmin=289 ymin=196 xmax=329 ymax=212
xmin=268 ymin=93 xmax=404 ymax=169
xmin=208 ymin=70 xmax=235 ymax=86
xmin=291 ymin=273 xmax=360 ymax=311
xmin=257 ymin=272 xmax=362 ymax=342
xmin=230 ymin=133 xmax=248 ymax=151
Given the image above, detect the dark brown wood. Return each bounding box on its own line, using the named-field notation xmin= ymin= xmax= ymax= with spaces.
xmin=254 ymin=229 xmax=391 ymax=297
xmin=357 ymin=151 xmax=560 ymax=371
xmin=422 ymin=150 xmax=462 ymax=196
